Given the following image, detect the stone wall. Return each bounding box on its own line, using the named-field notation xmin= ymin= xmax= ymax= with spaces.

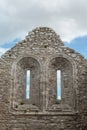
xmin=0 ymin=27 xmax=87 ymax=130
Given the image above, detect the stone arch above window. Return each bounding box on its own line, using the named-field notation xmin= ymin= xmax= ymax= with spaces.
xmin=11 ymin=57 xmax=41 ymax=113
xmin=47 ymin=57 xmax=75 ymax=112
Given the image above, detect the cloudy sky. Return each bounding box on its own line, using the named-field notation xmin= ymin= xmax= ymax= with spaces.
xmin=0 ymin=0 xmax=87 ymax=58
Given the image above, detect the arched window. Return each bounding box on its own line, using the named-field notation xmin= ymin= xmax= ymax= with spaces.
xmin=48 ymin=57 xmax=73 ymax=111
xmin=11 ymin=57 xmax=41 ymax=112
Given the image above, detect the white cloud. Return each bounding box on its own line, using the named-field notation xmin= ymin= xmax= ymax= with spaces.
xmin=0 ymin=47 xmax=9 ymax=56
xmin=0 ymin=0 xmax=87 ymax=44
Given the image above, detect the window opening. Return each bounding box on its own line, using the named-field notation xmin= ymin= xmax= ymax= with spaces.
xmin=57 ymin=70 xmax=61 ymax=100
xmin=26 ymin=70 xmax=30 ymax=99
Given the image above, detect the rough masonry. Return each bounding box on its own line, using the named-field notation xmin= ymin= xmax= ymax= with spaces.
xmin=0 ymin=27 xmax=87 ymax=130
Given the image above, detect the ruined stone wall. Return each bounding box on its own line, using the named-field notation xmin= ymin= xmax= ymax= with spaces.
xmin=0 ymin=27 xmax=87 ymax=130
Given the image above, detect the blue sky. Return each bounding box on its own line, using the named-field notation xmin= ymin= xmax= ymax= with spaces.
xmin=0 ymin=0 xmax=87 ymax=59
xmin=65 ymin=36 xmax=87 ymax=58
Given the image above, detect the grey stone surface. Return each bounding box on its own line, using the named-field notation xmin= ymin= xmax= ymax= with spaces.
xmin=0 ymin=27 xmax=87 ymax=129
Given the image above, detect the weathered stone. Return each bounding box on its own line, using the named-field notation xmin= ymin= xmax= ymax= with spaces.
xmin=0 ymin=27 xmax=87 ymax=130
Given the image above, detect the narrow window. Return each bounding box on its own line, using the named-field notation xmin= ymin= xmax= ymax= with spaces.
xmin=57 ymin=70 xmax=61 ymax=100
xmin=26 ymin=70 xmax=30 ymax=99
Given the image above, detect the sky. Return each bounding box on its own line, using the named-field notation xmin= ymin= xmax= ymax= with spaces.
xmin=0 ymin=0 xmax=87 ymax=58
